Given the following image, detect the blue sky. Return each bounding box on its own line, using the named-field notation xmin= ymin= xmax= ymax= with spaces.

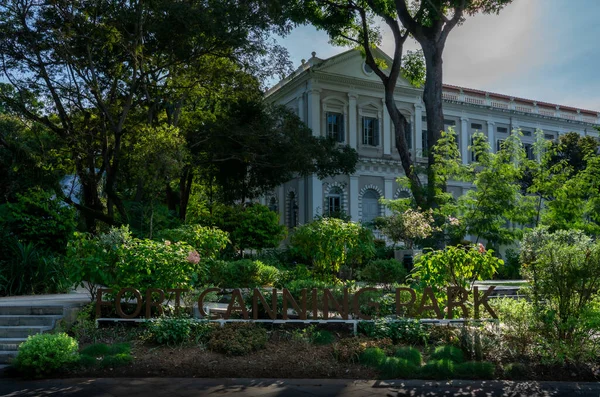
xmin=275 ymin=0 xmax=600 ymax=111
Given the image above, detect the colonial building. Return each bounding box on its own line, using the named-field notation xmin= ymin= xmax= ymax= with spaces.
xmin=264 ymin=49 xmax=599 ymax=231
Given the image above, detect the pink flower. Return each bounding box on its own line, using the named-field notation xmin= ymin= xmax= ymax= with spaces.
xmin=478 ymin=243 xmax=486 ymax=253
xmin=187 ymin=250 xmax=200 ymax=264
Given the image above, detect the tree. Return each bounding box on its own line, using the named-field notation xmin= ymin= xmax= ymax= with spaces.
xmin=288 ymin=0 xmax=512 ymax=208
xmin=0 ymin=0 xmax=292 ymax=232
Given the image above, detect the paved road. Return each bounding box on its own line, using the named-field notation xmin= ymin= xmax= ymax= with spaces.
xmin=1 ymin=378 xmax=600 ymax=397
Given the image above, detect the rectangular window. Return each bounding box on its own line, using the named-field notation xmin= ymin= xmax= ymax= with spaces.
xmin=522 ymin=130 xmax=532 ymax=137
xmin=544 ymin=133 xmax=555 ymax=140
xmin=471 ymin=123 xmax=483 ymax=130
xmin=497 ymin=127 xmax=508 ymax=134
xmin=422 ymin=130 xmax=428 ymax=155
xmin=444 ymin=119 xmax=456 ymax=126
xmin=524 ymin=143 xmax=535 ymax=160
xmin=405 ymin=123 xmax=412 ymax=149
xmin=496 ymin=139 xmax=505 ymax=152
xmin=328 ymin=196 xmax=341 ymax=215
xmin=326 ymin=112 xmax=345 ymax=143
xmin=362 ymin=117 xmax=379 ymax=146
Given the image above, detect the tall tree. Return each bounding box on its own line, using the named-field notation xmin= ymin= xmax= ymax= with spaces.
xmin=0 ymin=0 xmax=292 ymax=231
xmin=288 ymin=0 xmax=511 ymax=207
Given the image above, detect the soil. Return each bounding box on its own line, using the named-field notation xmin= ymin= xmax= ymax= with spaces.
xmin=68 ymin=340 xmax=378 ymax=379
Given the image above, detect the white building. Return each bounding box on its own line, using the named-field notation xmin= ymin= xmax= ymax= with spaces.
xmin=264 ymin=49 xmax=600 ymax=231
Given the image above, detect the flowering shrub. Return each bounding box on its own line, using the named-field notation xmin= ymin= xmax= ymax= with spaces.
xmin=381 ymin=208 xmax=437 ymax=249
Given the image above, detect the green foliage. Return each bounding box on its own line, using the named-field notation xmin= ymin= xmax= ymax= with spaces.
xmin=0 ymin=239 xmax=70 ymax=296
xmin=359 ymin=347 xmax=387 ymax=368
xmin=380 ymin=208 xmax=437 ymax=249
xmin=290 ymin=218 xmax=375 ymax=279
xmin=379 ymin=357 xmax=419 ymax=379
xmin=79 ymin=343 xmax=132 ymax=369
xmin=0 ymin=188 xmax=76 ymax=253
xmin=13 ymin=333 xmax=79 ymax=377
xmin=497 ymin=248 xmax=521 ymax=280
xmin=394 ymin=346 xmax=422 ymax=367
xmin=430 ymin=345 xmax=465 ymax=363
xmin=359 ymin=259 xmax=407 ymax=287
xmin=217 ymin=204 xmax=287 ymax=252
xmin=503 ymin=362 xmax=527 ymax=380
xmin=155 ymin=224 xmax=229 ymax=259
xmin=208 ymin=323 xmax=268 ymax=356
xmin=520 ymin=228 xmax=600 ymax=343
xmin=455 ymin=361 xmax=495 ymax=379
xmin=207 ymin=259 xmax=280 ymax=288
xmin=412 ymin=245 xmax=501 ymax=302
xmin=358 ymin=320 xmax=428 ymax=345
xmin=146 ymin=317 xmax=215 ymax=345
xmin=490 ymin=298 xmax=536 ymax=358
xmin=420 ymin=359 xmax=456 ymax=379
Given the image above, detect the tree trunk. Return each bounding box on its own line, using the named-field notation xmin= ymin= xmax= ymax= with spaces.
xmin=179 ymin=166 xmax=194 ymax=221
xmin=422 ymin=44 xmax=446 ymax=208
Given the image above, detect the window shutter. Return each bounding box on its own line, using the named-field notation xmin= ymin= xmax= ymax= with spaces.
xmin=339 ymin=115 xmax=345 ymax=142
xmin=374 ymin=119 xmax=380 ymax=146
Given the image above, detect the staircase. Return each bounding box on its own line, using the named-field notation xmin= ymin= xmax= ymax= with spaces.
xmin=0 ymin=306 xmax=64 ymax=365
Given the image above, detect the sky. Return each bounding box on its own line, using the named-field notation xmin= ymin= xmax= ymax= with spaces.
xmin=275 ymin=0 xmax=600 ymax=112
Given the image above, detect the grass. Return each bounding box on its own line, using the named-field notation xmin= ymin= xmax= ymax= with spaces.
xmin=78 ymin=343 xmax=133 ymax=369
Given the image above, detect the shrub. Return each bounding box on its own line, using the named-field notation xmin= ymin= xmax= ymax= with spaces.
xmin=359 ymin=259 xmax=407 ymax=287
xmin=207 ymin=259 xmax=280 ymax=288
xmin=208 ymin=323 xmax=268 ymax=356
xmin=394 ymin=346 xmax=422 ymax=366
xmin=430 ymin=345 xmax=465 ymax=363
xmin=490 ymin=298 xmax=536 ymax=358
xmin=154 ymin=224 xmax=229 ymax=259
xmin=503 ymin=362 xmax=527 ymax=379
xmin=79 ymin=343 xmax=132 ymax=369
xmin=290 ymin=218 xmax=375 ymax=280
xmin=358 ymin=319 xmax=428 ymax=345
xmin=359 ymin=347 xmax=387 ymax=368
xmin=13 ymin=333 xmax=79 ymax=376
xmin=497 ymin=248 xmax=521 ymax=279
xmin=521 ymin=228 xmax=600 ymax=344
xmin=379 ymin=357 xmax=419 ymax=379
xmin=420 ymin=359 xmax=455 ymax=379
xmin=455 ymin=361 xmax=495 ymax=379
xmin=310 ymin=329 xmax=335 ymax=345
xmin=230 ymin=204 xmax=287 ymax=252
xmin=146 ymin=317 xmax=216 ymax=345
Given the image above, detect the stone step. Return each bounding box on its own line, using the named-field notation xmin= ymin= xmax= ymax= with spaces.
xmin=0 ymin=326 xmax=50 ymax=338
xmin=0 ymin=351 xmax=17 ymax=365
xmin=0 ymin=338 xmax=27 ymax=351
xmin=0 ymin=315 xmax=61 ymax=327
xmin=0 ymin=306 xmax=63 ymax=316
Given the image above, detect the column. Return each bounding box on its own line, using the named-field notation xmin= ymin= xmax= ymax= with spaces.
xmin=384 ymin=178 xmax=393 ymax=216
xmin=348 ymin=93 xmax=358 ymax=149
xmin=382 ymin=98 xmax=391 ymax=155
xmin=349 ymin=175 xmax=359 ymax=222
xmin=298 ymin=177 xmax=305 ymax=224
xmin=487 ymin=121 xmax=495 ymax=153
xmin=297 ymin=94 xmax=305 ymax=122
xmin=415 ymin=104 xmax=423 ymax=158
xmin=278 ymin=185 xmax=285 ymax=225
xmin=461 ymin=117 xmax=469 ymax=165
xmin=307 ymin=89 xmax=321 ymax=137
xmin=310 ymin=174 xmax=322 ymax=219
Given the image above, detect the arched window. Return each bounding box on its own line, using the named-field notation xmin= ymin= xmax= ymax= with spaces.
xmin=327 ymin=187 xmax=343 ymax=216
xmin=362 ymin=190 xmax=380 ymax=224
xmin=287 ymin=192 xmax=298 ymax=227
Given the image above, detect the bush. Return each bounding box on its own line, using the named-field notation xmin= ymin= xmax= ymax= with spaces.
xmin=208 ymin=323 xmax=268 ymax=356
xmin=13 ymin=333 xmax=79 ymax=376
xmin=290 ymin=218 xmax=375 ymax=280
xmin=503 ymin=362 xmax=527 ymax=379
xmin=154 ymin=224 xmax=229 ymax=259
xmin=359 ymin=347 xmax=386 ymax=368
xmin=490 ymin=298 xmax=537 ymax=358
xmin=430 ymin=345 xmax=465 ymax=363
xmin=79 ymin=343 xmax=132 ymax=369
xmin=394 ymin=346 xmax=422 ymax=366
xmin=497 ymin=248 xmax=521 ymax=279
xmin=358 ymin=319 xmax=428 ymax=345
xmin=359 ymin=259 xmax=407 ymax=287
xmin=379 ymin=357 xmax=419 ymax=379
xmin=521 ymin=228 xmax=600 ymax=344
xmin=207 ymin=259 xmax=280 ymax=288
xmin=420 ymin=359 xmax=455 ymax=379
xmin=146 ymin=317 xmax=216 ymax=345
xmin=455 ymin=361 xmax=495 ymax=379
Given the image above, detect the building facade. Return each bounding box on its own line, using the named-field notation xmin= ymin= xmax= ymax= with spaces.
xmin=264 ymin=49 xmax=600 ymax=231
